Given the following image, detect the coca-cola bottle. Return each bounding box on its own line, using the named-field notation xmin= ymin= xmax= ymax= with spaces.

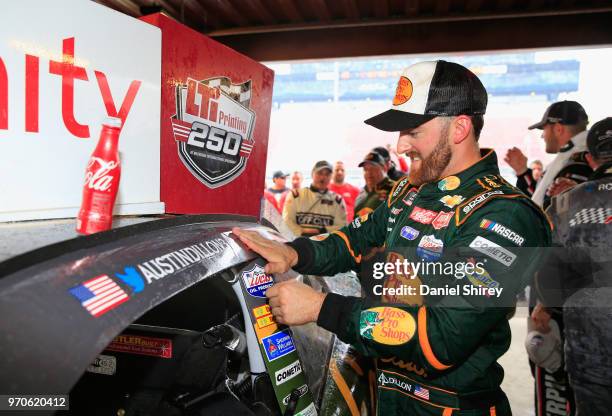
xmin=76 ymin=117 xmax=122 ymax=234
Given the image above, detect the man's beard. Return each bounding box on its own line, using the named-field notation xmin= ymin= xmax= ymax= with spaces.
xmin=408 ymin=127 xmax=452 ymax=186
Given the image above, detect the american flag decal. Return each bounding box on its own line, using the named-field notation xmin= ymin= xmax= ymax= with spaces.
xmin=414 ymin=385 xmax=430 ymax=400
xmin=69 ymin=275 xmax=129 ymax=317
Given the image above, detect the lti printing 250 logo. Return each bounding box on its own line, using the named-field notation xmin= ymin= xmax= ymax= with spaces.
xmin=171 ymin=77 xmax=256 ymax=188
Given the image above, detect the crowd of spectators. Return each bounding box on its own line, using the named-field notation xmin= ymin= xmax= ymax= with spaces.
xmin=265 ymin=147 xmax=409 ymax=236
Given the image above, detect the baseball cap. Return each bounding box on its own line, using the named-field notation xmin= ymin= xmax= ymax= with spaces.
xmin=272 ymin=170 xmax=289 ymax=179
xmin=372 ymin=146 xmax=391 ymax=162
xmin=528 ymin=100 xmax=588 ymax=130
xmin=587 ymin=117 xmax=612 ymax=160
xmin=312 ymin=160 xmax=333 ymax=174
xmin=364 ymin=60 xmax=488 ymax=132
xmin=358 ymin=152 xmax=386 ymax=168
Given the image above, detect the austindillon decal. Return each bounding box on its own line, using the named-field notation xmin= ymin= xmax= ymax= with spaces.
xmin=171 ymin=77 xmax=256 ymax=188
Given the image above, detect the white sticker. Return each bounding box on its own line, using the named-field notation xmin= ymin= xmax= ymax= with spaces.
xmin=469 ymin=236 xmax=516 ymax=267
xmin=86 ymin=354 xmax=117 ymax=376
xmin=275 ymin=360 xmax=302 ymax=386
xmin=295 ymin=402 xmax=317 ymax=416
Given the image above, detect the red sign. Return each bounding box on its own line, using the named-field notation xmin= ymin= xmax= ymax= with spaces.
xmin=140 ymin=14 xmax=273 ymax=216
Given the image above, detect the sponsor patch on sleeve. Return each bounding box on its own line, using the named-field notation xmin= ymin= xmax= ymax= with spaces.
xmin=479 ymin=219 xmax=525 ymax=246
xmin=469 ymin=236 xmax=516 ymax=267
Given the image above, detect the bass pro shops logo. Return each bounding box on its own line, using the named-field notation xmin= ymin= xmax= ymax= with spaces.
xmin=171 ymin=77 xmax=256 ymax=188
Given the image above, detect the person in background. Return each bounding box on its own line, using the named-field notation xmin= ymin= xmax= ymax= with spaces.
xmin=506 ymin=155 xmax=543 ymax=196
xmin=372 ymin=146 xmax=407 ymax=181
xmin=505 ymin=100 xmax=589 ymax=208
xmin=279 ymin=171 xmax=305 ymax=212
xmin=532 ymin=160 xmax=544 ymax=181
xmin=534 ymin=117 xmax=612 ymax=415
xmin=508 ymin=101 xmax=590 ymax=416
xmin=267 ymin=171 xmax=290 ymax=212
xmin=353 ymin=151 xmax=394 ymax=218
xmin=263 ymin=182 xmax=281 ymax=213
xmin=329 ymin=161 xmax=360 ymax=222
xmin=290 ymin=171 xmax=303 ymax=190
xmin=282 ymin=161 xmax=347 ymax=237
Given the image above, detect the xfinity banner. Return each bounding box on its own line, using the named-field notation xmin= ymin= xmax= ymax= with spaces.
xmin=0 ymin=0 xmax=162 ymax=221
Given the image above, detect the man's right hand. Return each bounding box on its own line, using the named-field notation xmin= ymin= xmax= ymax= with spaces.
xmin=232 ymin=227 xmax=299 ymax=274
xmin=504 ymin=147 xmax=528 ymax=175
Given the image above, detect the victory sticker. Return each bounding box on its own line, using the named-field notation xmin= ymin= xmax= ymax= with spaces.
xmin=171 ymin=76 xmax=256 ymax=188
xmin=242 ymin=264 xmax=274 ymax=298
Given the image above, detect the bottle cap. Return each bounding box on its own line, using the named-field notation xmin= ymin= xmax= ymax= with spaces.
xmin=102 ymin=117 xmax=122 ymax=129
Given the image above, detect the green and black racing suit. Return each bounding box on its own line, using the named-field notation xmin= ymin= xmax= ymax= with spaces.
xmin=289 ymin=150 xmax=552 ymax=416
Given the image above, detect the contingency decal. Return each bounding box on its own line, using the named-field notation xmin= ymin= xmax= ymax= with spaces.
xmin=171 ymin=76 xmax=256 ymax=188
xmin=359 ymin=307 xmax=416 ymax=346
xmin=106 ymin=334 xmax=173 ymax=358
xmin=252 ymin=304 xmax=276 ymax=329
xmin=236 ymin=260 xmax=317 ymax=416
xmin=242 ymin=263 xmax=274 ymax=298
xmin=261 ymin=329 xmax=297 ymax=362
xmin=86 ymin=354 xmax=117 ymax=376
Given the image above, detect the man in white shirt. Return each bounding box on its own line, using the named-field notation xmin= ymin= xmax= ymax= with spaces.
xmin=505 ymin=100 xmax=589 ymax=208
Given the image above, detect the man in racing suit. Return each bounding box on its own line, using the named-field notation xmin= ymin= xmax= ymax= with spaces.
xmin=235 ymin=61 xmax=551 ymax=415
xmin=535 ymin=117 xmax=612 ymax=414
xmin=283 ymin=160 xmax=347 ymax=237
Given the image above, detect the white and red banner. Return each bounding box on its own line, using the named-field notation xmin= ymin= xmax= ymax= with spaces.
xmin=0 ymin=0 xmax=162 ymax=221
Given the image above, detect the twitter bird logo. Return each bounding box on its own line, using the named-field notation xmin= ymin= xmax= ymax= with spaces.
xmin=115 ymin=267 xmax=145 ymax=293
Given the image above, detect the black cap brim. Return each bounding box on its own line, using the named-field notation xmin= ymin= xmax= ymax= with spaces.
xmin=358 ymin=161 xmax=384 ymax=168
xmin=364 ymin=109 xmax=436 ymax=132
xmin=528 ymin=120 xmax=546 ymax=130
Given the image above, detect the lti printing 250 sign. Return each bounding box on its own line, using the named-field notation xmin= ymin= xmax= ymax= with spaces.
xmin=171 ymin=77 xmax=256 ymax=188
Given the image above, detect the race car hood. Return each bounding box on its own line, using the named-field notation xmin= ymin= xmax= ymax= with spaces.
xmin=0 ymin=215 xmax=274 ymax=394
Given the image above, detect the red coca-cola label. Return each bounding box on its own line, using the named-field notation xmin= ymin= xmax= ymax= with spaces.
xmin=77 ymin=124 xmax=121 ymax=235
xmin=84 ymin=157 xmax=119 ymax=192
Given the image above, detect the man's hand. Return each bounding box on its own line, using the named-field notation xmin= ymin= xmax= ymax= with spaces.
xmin=504 ymin=147 xmax=528 ymax=175
xmin=266 ymin=280 xmax=326 ymax=325
xmin=531 ymin=302 xmax=552 ymax=333
xmin=546 ymin=177 xmax=577 ymax=197
xmin=232 ymin=228 xmax=299 ymax=274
